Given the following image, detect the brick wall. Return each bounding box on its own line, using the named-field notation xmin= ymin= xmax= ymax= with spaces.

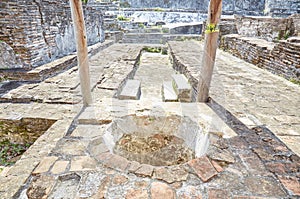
xmin=0 ymin=0 xmax=104 ymax=69
xmin=234 ymin=16 xmax=294 ymax=42
xmin=220 ymin=34 xmax=300 ymax=81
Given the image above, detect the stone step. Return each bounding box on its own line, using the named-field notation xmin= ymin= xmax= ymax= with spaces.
xmin=162 ymin=81 xmax=178 ymax=102
xmin=172 ymin=74 xmax=192 ymax=102
xmin=118 ymin=79 xmax=141 ymax=100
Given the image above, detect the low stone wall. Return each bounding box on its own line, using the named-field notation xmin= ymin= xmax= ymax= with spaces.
xmin=220 ymin=34 xmax=300 ymax=81
xmin=234 ymin=16 xmax=294 ymax=42
xmin=0 ymin=0 xmax=105 ymax=69
xmin=168 ymin=23 xmax=203 ymax=35
xmin=168 ymin=41 xmax=201 ymax=102
xmin=0 ymin=40 xmax=114 ymax=82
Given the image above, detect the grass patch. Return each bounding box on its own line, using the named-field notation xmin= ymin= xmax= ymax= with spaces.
xmin=138 ymin=23 xmax=146 ymax=29
xmin=117 ymin=15 xmax=130 ymax=21
xmin=162 ymin=28 xmax=169 ymax=33
xmin=290 ymin=78 xmax=300 ymax=85
xmin=143 ymin=47 xmax=161 ymax=53
xmin=143 ymin=47 xmax=168 ymax=55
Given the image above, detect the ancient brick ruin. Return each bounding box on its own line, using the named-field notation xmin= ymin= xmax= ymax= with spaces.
xmin=0 ymin=0 xmax=104 ymax=69
xmin=0 ymin=1 xmax=300 ymax=198
xmin=219 ymin=15 xmax=300 ymax=81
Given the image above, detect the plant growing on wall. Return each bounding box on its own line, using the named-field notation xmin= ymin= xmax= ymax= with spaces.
xmin=138 ymin=23 xmax=145 ymax=29
xmin=154 ymin=7 xmax=165 ymax=12
xmin=117 ymin=15 xmax=130 ymax=21
xmin=283 ymin=30 xmax=290 ymax=40
xmin=277 ymin=30 xmax=291 ymax=41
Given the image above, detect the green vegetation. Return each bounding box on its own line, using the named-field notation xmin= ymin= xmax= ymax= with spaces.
xmin=0 ymin=75 xmax=9 ymax=82
xmin=154 ymin=7 xmax=165 ymax=12
xmin=0 ymin=139 xmax=31 ymax=166
xmin=162 ymin=28 xmax=169 ymax=33
xmin=290 ymin=78 xmax=300 ymax=85
xmin=277 ymin=30 xmax=291 ymax=41
xmin=81 ymin=0 xmax=88 ymax=4
xmin=143 ymin=47 xmax=161 ymax=53
xmin=117 ymin=15 xmax=130 ymax=21
xmin=150 ymin=25 xmax=162 ymax=29
xmin=0 ymin=118 xmax=56 ymax=166
xmin=143 ymin=47 xmax=168 ymax=55
xmin=283 ymin=30 xmax=290 ymax=40
xmin=161 ymin=48 xmax=168 ymax=55
xmin=138 ymin=23 xmax=146 ymax=29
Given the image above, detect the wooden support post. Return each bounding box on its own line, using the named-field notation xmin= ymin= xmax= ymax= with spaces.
xmin=197 ymin=0 xmax=222 ymax=102
xmin=70 ymin=0 xmax=92 ymax=106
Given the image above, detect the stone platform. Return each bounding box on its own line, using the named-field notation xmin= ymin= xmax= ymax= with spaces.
xmin=0 ymin=42 xmax=299 ymax=198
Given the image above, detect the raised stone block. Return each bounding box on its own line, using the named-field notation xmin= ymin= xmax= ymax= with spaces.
xmin=172 ymin=74 xmax=191 ymax=102
xmin=119 ymin=80 xmax=141 ymax=100
xmin=162 ymin=81 xmax=178 ymax=102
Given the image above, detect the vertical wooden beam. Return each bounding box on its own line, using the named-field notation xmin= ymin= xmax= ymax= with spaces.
xmin=197 ymin=0 xmax=222 ymax=102
xmin=70 ymin=0 xmax=92 ymax=106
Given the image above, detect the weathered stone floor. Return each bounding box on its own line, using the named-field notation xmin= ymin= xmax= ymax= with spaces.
xmin=169 ymin=40 xmax=300 ymax=156
xmin=0 ymin=41 xmax=299 ymax=198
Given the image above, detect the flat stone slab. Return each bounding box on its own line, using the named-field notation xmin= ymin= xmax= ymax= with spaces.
xmin=118 ymin=80 xmax=141 ymax=100
xmin=172 ymin=74 xmax=191 ymax=102
xmin=162 ymin=81 xmax=178 ymax=102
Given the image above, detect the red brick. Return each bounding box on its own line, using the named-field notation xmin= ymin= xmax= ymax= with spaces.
xmin=134 ymin=164 xmax=154 ymax=177
xmin=211 ymin=160 xmax=224 ymax=173
xmin=265 ymin=162 xmax=286 ymax=174
xmin=188 ymin=157 xmax=218 ymax=182
xmin=278 ymin=176 xmax=300 ymax=196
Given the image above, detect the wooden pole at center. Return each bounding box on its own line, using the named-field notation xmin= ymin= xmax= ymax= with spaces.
xmin=197 ymin=0 xmax=222 ymax=102
xmin=70 ymin=0 xmax=92 ymax=106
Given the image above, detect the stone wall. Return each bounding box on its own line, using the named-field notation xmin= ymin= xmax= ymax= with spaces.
xmin=291 ymin=14 xmax=300 ymax=36
xmin=119 ymin=0 xmax=265 ymax=15
xmin=234 ymin=16 xmax=294 ymax=42
xmin=220 ymin=34 xmax=300 ymax=81
xmin=120 ymin=0 xmax=299 ymax=17
xmin=265 ymin=0 xmax=299 ymax=17
xmin=0 ymin=0 xmax=104 ymax=69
